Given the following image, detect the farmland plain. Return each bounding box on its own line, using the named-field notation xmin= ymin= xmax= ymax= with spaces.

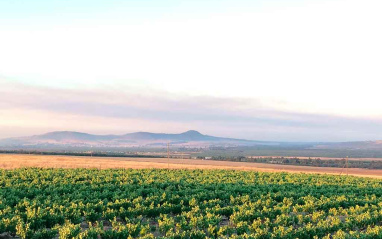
xmin=0 ymin=154 xmax=381 ymax=179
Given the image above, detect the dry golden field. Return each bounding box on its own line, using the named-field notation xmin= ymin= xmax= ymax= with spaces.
xmin=0 ymin=154 xmax=381 ymax=179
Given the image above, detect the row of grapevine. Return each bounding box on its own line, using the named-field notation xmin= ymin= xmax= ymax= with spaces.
xmin=0 ymin=168 xmax=381 ymax=238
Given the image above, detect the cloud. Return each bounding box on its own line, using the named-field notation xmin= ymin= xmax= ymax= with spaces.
xmin=1 ymin=80 xmax=382 ymax=141
xmin=1 ymin=0 xmax=381 ymax=119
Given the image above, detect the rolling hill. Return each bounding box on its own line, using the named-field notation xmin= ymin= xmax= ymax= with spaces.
xmin=1 ymin=130 xmax=382 ymax=151
xmin=0 ymin=130 xmax=268 ymax=148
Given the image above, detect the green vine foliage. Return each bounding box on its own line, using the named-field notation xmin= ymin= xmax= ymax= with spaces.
xmin=0 ymin=168 xmax=381 ymax=238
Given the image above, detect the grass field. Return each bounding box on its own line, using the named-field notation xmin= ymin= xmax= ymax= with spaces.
xmin=0 ymin=154 xmax=381 ymax=179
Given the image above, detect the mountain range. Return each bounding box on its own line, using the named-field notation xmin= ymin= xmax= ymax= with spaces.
xmin=0 ymin=130 xmax=269 ymax=148
xmin=1 ymin=130 xmax=381 ymax=150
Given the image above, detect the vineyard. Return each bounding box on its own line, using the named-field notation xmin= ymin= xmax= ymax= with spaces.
xmin=0 ymin=168 xmax=381 ymax=238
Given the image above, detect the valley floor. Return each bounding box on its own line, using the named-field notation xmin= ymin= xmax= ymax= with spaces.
xmin=0 ymin=154 xmax=381 ymax=179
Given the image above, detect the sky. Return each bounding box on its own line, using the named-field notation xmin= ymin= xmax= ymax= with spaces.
xmin=0 ymin=0 xmax=382 ymax=141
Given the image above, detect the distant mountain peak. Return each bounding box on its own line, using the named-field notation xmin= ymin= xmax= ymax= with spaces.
xmin=181 ymin=130 xmax=203 ymax=135
xmin=41 ymin=131 xmax=87 ymax=136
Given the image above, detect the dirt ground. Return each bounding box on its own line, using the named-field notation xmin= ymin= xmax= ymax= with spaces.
xmin=0 ymin=154 xmax=381 ymax=179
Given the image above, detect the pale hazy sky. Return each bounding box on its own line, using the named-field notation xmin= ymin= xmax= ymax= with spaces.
xmin=1 ymin=0 xmax=382 ymax=141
